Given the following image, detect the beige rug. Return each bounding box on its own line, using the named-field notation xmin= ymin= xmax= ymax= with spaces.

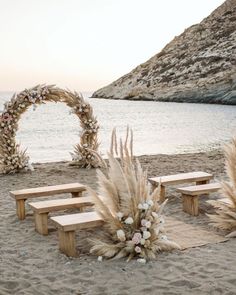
xmin=165 ymin=217 xmax=228 ymax=249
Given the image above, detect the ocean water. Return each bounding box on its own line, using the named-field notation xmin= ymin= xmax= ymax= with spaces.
xmin=0 ymin=91 xmax=236 ymax=163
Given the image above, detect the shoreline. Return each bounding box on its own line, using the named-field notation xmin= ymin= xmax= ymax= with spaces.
xmin=28 ymin=147 xmax=224 ymax=166
xmin=1 ymin=148 xmax=236 ymax=295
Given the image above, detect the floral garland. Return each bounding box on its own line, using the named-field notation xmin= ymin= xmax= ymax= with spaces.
xmin=88 ymin=129 xmax=180 ymax=262
xmin=0 ymin=84 xmax=100 ymax=174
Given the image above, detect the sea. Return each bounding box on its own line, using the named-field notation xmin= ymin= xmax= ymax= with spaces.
xmin=0 ymin=91 xmax=236 ymax=163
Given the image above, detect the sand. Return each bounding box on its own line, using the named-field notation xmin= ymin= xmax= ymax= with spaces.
xmin=1 ymin=149 xmax=236 ymax=295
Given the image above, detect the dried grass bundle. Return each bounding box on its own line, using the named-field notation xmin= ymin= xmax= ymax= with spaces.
xmin=88 ymin=128 xmax=180 ymax=262
xmin=207 ymin=138 xmax=236 ymax=238
xmin=0 ymin=84 xmax=100 ymax=173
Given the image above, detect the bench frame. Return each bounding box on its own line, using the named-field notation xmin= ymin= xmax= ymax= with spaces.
xmin=149 ymin=172 xmax=212 ymax=203
xmin=10 ymin=183 xmax=86 ymax=220
xmin=29 ymin=196 xmax=94 ymax=235
xmin=50 ymin=211 xmax=104 ymax=257
xmin=178 ymin=183 xmax=221 ymax=216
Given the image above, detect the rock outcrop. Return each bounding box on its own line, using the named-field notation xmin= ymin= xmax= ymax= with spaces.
xmin=93 ymin=0 xmax=236 ymax=104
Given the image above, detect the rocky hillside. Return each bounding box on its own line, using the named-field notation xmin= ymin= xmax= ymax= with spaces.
xmin=93 ymin=0 xmax=236 ymax=104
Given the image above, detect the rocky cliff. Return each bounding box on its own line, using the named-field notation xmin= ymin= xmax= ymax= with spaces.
xmin=93 ymin=0 xmax=236 ymax=104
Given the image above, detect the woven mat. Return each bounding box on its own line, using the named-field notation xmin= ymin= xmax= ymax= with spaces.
xmin=165 ymin=216 xmax=228 ymax=249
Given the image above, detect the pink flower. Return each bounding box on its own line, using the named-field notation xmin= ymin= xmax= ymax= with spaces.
xmin=141 ymin=219 xmax=147 ymax=227
xmin=2 ymin=113 xmax=12 ymax=122
xmin=135 ymin=246 xmax=142 ymax=253
xmin=132 ymin=233 xmax=142 ymax=245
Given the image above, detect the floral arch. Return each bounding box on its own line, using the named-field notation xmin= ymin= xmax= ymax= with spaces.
xmin=0 ymin=85 xmax=100 ymax=174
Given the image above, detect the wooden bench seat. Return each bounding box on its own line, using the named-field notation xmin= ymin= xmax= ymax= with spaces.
xmin=29 ymin=196 xmax=94 ymax=235
xmin=149 ymin=171 xmax=213 ymax=202
xmin=10 ymin=183 xmax=86 ymax=220
xmin=50 ymin=211 xmax=104 ymax=257
xmin=177 ymin=182 xmax=221 ymax=216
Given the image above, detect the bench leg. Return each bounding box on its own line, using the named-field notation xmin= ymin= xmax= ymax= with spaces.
xmin=196 ymin=180 xmax=209 ymax=185
xmin=182 ymin=194 xmax=199 ymax=216
xmin=16 ymin=199 xmax=26 ymax=220
xmin=72 ymin=192 xmax=84 ymax=212
xmin=35 ymin=212 xmax=49 ymax=235
xmin=160 ymin=185 xmax=166 ymax=203
xmin=58 ymin=230 xmax=77 ymax=257
xmin=71 ymin=192 xmax=83 ymax=198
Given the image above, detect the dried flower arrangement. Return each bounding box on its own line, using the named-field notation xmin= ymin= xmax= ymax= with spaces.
xmin=0 ymin=84 xmax=99 ymax=174
xmin=88 ymin=128 xmax=180 ymax=263
xmin=207 ymin=138 xmax=236 ymax=238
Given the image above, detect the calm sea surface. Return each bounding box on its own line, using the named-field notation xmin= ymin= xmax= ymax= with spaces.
xmin=0 ymin=91 xmax=236 ymax=163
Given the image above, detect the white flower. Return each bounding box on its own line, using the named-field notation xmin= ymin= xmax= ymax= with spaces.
xmin=117 ymin=229 xmax=126 ymax=241
xmin=141 ymin=219 xmax=147 ymax=227
xmin=160 ymin=235 xmax=168 ymax=241
xmin=117 ymin=212 xmax=124 ymax=220
xmin=138 ymin=203 xmax=143 ymax=210
xmin=137 ymin=258 xmax=146 ymax=264
xmin=140 ymin=238 xmax=146 ymax=245
xmin=147 ymin=200 xmax=154 ymax=207
xmin=143 ymin=231 xmax=151 ymax=240
xmin=97 ymin=256 xmax=103 ymax=262
xmin=142 ymin=203 xmax=149 ymax=210
xmin=132 ymin=233 xmax=142 ymax=244
xmin=124 ymin=217 xmax=134 ymax=225
xmin=134 ymin=246 xmax=142 ymax=253
xmin=145 ymin=221 xmax=151 ymax=228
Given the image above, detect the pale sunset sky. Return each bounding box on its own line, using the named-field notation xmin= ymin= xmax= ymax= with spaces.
xmin=0 ymin=0 xmax=225 ymax=92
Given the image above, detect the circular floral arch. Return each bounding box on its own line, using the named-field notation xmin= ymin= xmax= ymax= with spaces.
xmin=0 ymin=85 xmax=100 ymax=174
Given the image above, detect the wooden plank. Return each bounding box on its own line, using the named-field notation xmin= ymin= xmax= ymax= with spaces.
xmin=28 ymin=196 xmax=94 ymax=213
xmin=182 ymin=195 xmax=199 ymax=216
xmin=16 ymin=199 xmax=26 ymax=220
xmin=50 ymin=211 xmax=104 ymax=232
xmin=10 ymin=183 xmax=86 ymax=200
xmin=177 ymin=183 xmax=221 ymax=196
xmin=58 ymin=230 xmax=77 ymax=257
xmin=35 ymin=212 xmax=49 ymax=235
xmin=149 ymin=171 xmax=213 ymax=186
xmin=160 ymin=185 xmax=166 ymax=203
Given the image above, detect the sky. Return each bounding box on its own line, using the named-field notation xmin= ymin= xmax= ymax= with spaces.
xmin=0 ymin=0 xmax=225 ymax=92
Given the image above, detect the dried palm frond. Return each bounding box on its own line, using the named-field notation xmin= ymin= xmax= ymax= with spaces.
xmin=207 ymin=138 xmax=236 ymax=236
xmin=88 ymin=128 xmax=180 ymax=262
xmin=0 ymin=84 xmax=100 ymax=173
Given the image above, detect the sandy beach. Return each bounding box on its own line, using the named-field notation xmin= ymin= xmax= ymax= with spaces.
xmin=1 ymin=149 xmax=236 ymax=295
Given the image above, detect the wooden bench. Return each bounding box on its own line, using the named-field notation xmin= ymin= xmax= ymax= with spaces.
xmin=50 ymin=211 xmax=104 ymax=257
xmin=177 ymin=182 xmax=221 ymax=216
xmin=10 ymin=183 xmax=86 ymax=220
xmin=29 ymin=196 xmax=94 ymax=235
xmin=149 ymin=171 xmax=213 ymax=202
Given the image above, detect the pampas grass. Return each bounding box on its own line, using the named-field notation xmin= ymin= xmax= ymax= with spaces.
xmin=88 ymin=128 xmax=180 ymax=262
xmin=0 ymin=84 xmax=99 ymax=173
xmin=207 ymin=138 xmax=236 ymax=237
